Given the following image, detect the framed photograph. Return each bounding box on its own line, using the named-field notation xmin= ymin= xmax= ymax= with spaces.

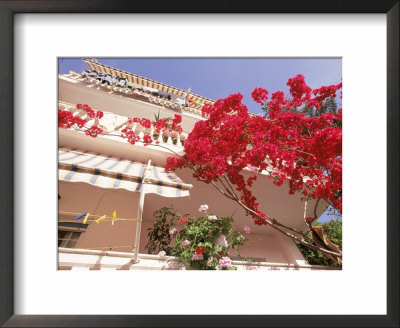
xmin=1 ymin=1 xmax=398 ymax=327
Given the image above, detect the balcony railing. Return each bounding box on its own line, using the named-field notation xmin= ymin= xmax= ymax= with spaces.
xmin=59 ymin=101 xmax=188 ymax=148
xmin=58 ymin=247 xmax=340 ymax=271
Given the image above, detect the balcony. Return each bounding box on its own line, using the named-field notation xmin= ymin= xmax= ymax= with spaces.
xmin=58 ymin=247 xmax=338 ymax=271
xmin=59 ymin=101 xmax=188 ymax=153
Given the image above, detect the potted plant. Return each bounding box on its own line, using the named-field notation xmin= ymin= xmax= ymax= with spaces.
xmin=145 ymin=206 xmax=181 ymax=255
xmin=171 ymin=131 xmax=178 ymax=145
xmin=146 ymin=205 xmax=250 ymax=270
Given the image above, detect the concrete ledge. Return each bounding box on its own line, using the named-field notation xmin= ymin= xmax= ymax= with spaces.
xmin=58 ymin=248 xmax=338 ymax=270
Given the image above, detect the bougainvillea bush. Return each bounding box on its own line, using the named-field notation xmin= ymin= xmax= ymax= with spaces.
xmin=166 ymin=75 xmax=342 ymax=219
xmin=165 ymin=75 xmax=342 ymax=260
xmin=146 ymin=205 xmax=249 ymax=270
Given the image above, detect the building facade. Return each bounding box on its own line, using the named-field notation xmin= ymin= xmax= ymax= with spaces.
xmin=58 ymin=59 xmax=330 ymax=271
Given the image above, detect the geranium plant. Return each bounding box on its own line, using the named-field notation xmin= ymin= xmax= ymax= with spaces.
xmin=152 ymin=111 xmax=183 ymax=142
xmin=146 ymin=205 xmax=249 ymax=270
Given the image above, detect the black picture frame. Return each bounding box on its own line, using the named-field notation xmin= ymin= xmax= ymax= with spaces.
xmin=0 ymin=1 xmax=398 ymax=327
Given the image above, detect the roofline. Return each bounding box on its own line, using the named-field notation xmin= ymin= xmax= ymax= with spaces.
xmin=82 ymin=59 xmax=215 ymax=106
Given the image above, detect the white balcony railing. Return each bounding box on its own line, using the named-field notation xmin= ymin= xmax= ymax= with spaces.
xmin=59 ymin=101 xmax=187 ymax=148
xmin=58 ymin=247 xmax=340 ymax=271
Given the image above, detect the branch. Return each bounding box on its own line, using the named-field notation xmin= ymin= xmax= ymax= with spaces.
xmin=210 ymin=181 xmax=237 ymax=201
xmin=232 ymin=198 xmax=342 ymax=258
xmin=218 ymin=176 xmax=240 ymax=201
xmin=270 ymin=217 xmax=314 ymax=243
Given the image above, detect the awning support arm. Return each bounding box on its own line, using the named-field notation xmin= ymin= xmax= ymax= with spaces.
xmin=132 ymin=159 xmax=152 ymax=263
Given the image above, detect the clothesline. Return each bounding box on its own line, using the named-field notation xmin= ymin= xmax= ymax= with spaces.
xmin=58 ymin=210 xmax=141 ymax=222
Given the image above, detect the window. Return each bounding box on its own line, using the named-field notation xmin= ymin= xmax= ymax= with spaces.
xmin=58 ymin=230 xmax=82 ymax=248
xmin=58 ymin=222 xmax=88 ymax=248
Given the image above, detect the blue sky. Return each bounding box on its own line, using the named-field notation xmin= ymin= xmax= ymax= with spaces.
xmin=59 ymin=57 xmax=341 ymax=222
xmin=59 ymin=57 xmax=341 ymax=115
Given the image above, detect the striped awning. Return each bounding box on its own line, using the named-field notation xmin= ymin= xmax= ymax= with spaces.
xmin=82 ymin=59 xmax=214 ymax=108
xmin=58 ymin=147 xmax=192 ymax=197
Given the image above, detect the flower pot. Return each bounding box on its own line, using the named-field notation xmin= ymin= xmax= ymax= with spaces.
xmin=215 ymin=234 xmax=228 ymax=247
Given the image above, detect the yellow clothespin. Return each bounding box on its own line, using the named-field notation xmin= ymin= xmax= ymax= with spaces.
xmin=96 ymin=214 xmax=107 ymax=224
xmin=112 ymin=210 xmax=117 ymax=222
xmin=83 ymin=212 xmax=90 ymax=224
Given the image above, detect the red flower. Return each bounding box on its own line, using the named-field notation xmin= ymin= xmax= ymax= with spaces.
xmin=85 ymin=125 xmax=103 ymax=138
xmin=251 ymin=87 xmax=269 ymax=105
xmin=178 ymin=217 xmax=188 ymax=224
xmin=195 ymin=246 xmax=206 ymax=255
xmin=173 ymin=114 xmax=182 ymax=124
xmin=165 ymin=157 xmax=185 ymax=172
xmin=305 ymin=217 xmax=313 ymax=223
xmin=142 ymin=134 xmax=153 ymax=144
xmin=121 ymin=128 xmax=140 ymax=145
xmin=58 ymin=109 xmax=74 ymax=128
xmin=77 ymin=104 xmax=97 ymax=118
xmin=131 ymin=117 xmax=151 ymax=129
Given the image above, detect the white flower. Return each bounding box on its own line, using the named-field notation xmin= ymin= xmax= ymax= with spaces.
xmin=208 ymin=215 xmax=218 ymax=220
xmin=198 ymin=204 xmax=209 ymax=213
xmin=169 ymin=227 xmax=177 ymax=235
xmin=158 ymin=251 xmax=166 ymax=257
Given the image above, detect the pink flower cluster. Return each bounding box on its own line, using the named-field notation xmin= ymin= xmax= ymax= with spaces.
xmin=243 ymin=225 xmax=251 ymax=234
xmin=219 ymin=257 xmax=232 ymax=268
xmin=182 ymin=240 xmax=191 ymax=247
xmin=192 ymin=253 xmax=204 ymax=261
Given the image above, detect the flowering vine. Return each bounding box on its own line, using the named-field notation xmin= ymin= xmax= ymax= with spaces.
xmin=58 ymin=104 xmax=184 ymax=146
